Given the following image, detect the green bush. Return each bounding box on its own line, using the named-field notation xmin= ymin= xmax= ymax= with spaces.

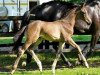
xmin=54 ymin=0 xmax=85 ymax=4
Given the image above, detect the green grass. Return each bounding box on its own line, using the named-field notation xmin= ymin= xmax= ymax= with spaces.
xmin=0 ymin=68 xmax=100 ymax=75
xmin=0 ymin=52 xmax=100 ymax=75
xmin=0 ymin=35 xmax=91 ymax=44
xmin=0 ymin=35 xmax=100 ymax=75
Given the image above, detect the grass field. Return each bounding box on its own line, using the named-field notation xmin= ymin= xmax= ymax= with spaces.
xmin=0 ymin=68 xmax=100 ymax=75
xmin=0 ymin=35 xmax=100 ymax=75
xmin=0 ymin=52 xmax=100 ymax=75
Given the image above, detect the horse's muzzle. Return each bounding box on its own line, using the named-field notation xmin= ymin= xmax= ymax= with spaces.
xmin=85 ymin=16 xmax=92 ymax=25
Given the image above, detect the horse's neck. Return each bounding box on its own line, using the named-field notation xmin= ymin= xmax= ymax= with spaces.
xmin=62 ymin=10 xmax=76 ymax=26
xmin=86 ymin=6 xmax=94 ymax=20
xmin=86 ymin=1 xmax=100 ymax=20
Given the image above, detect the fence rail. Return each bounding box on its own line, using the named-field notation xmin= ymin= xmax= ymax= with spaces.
xmin=0 ymin=16 xmax=35 ymax=21
xmin=0 ymin=16 xmax=100 ymax=53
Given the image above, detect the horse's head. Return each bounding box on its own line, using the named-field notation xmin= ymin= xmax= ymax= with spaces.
xmin=81 ymin=5 xmax=92 ymax=25
xmin=76 ymin=3 xmax=92 ymax=25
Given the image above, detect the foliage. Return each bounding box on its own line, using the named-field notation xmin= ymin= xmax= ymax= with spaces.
xmin=54 ymin=0 xmax=85 ymax=4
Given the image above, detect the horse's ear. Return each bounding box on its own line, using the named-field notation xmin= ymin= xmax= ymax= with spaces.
xmin=82 ymin=0 xmax=87 ymax=7
xmin=76 ymin=0 xmax=87 ymax=13
xmin=77 ymin=1 xmax=86 ymax=12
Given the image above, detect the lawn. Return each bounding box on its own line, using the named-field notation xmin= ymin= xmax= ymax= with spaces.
xmin=0 ymin=35 xmax=100 ymax=75
xmin=0 ymin=52 xmax=100 ymax=75
xmin=0 ymin=68 xmax=100 ymax=75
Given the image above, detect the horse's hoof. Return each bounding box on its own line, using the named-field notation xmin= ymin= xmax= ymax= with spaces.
xmin=75 ymin=60 xmax=83 ymax=66
xmin=68 ymin=63 xmax=74 ymax=68
xmin=9 ymin=73 xmax=12 ymax=75
xmin=84 ymin=62 xmax=89 ymax=68
xmin=10 ymin=70 xmax=15 ymax=75
xmin=10 ymin=72 xmax=13 ymax=75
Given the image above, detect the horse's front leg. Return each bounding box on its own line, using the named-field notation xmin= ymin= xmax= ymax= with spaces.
xmin=52 ymin=42 xmax=65 ymax=75
xmin=66 ymin=37 xmax=89 ymax=68
xmin=87 ymin=32 xmax=100 ymax=57
xmin=77 ymin=32 xmax=100 ymax=65
xmin=53 ymin=42 xmax=73 ymax=67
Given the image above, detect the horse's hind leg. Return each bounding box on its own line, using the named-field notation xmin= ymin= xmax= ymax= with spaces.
xmin=66 ymin=37 xmax=89 ymax=68
xmin=11 ymin=41 xmax=33 ymax=75
xmin=28 ymin=50 xmax=42 ymax=72
xmin=61 ymin=52 xmax=73 ymax=67
xmin=52 ymin=42 xmax=65 ymax=75
xmin=11 ymin=30 xmax=40 ymax=74
xmin=27 ymin=38 xmax=43 ymax=73
xmin=88 ymin=33 xmax=100 ymax=57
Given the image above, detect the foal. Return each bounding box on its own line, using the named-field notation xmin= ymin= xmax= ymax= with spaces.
xmin=11 ymin=7 xmax=89 ymax=75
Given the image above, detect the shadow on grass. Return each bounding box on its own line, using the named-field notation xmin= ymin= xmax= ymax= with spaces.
xmin=0 ymin=51 xmax=100 ymax=72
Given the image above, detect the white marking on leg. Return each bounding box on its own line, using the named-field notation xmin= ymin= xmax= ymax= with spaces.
xmin=52 ymin=42 xmax=64 ymax=75
xmin=30 ymin=50 xmax=42 ymax=72
xmin=67 ymin=38 xmax=89 ymax=68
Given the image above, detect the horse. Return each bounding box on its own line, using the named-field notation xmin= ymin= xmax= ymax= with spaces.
xmin=11 ymin=6 xmax=90 ymax=75
xmin=13 ymin=1 xmax=79 ymax=67
xmin=78 ymin=0 xmax=100 ymax=58
xmin=13 ymin=0 xmax=100 ymax=66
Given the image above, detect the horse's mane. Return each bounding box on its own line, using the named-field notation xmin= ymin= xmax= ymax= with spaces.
xmin=62 ymin=6 xmax=78 ymax=20
xmin=42 ymin=1 xmax=76 ymax=6
xmin=43 ymin=1 xmax=78 ymax=9
xmin=86 ymin=0 xmax=100 ymax=6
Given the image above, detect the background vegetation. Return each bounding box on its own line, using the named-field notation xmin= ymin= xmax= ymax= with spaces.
xmin=54 ymin=0 xmax=85 ymax=4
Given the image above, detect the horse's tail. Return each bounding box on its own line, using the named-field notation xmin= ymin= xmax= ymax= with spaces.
xmin=20 ymin=11 xmax=30 ymax=28
xmin=12 ymin=10 xmax=30 ymax=52
xmin=13 ymin=5 xmax=38 ymax=51
xmin=13 ymin=26 xmax=26 ymax=42
xmin=12 ymin=26 xmax=26 ymax=51
xmin=20 ymin=5 xmax=37 ymax=28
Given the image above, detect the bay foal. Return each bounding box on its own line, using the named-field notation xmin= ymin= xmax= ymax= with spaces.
xmin=11 ymin=7 xmax=89 ymax=75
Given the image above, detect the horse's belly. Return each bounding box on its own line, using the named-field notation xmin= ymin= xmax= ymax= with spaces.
xmin=40 ymin=32 xmax=60 ymax=42
xmin=41 ymin=23 xmax=61 ymax=41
